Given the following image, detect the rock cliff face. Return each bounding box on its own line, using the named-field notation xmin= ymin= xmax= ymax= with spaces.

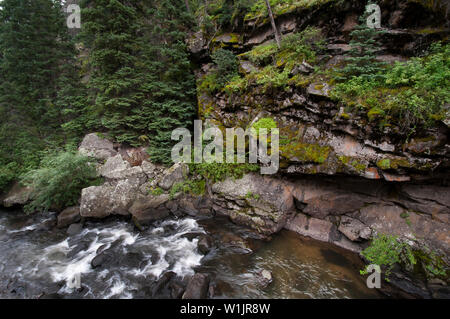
xmin=185 ymin=0 xmax=450 ymax=296
xmin=192 ymin=0 xmax=449 ymax=183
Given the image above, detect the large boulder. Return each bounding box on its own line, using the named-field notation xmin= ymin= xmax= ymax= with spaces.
xmin=78 ymin=133 xmax=117 ymax=160
xmin=212 ymin=173 xmax=294 ymax=235
xmin=182 ymin=273 xmax=210 ymax=299
xmin=99 ymin=154 xmax=144 ymax=180
xmin=158 ymin=163 xmax=189 ymax=190
xmin=80 ymin=178 xmax=142 ymax=218
xmin=57 ymin=206 xmax=81 ymax=228
xmin=285 ymin=213 xmax=337 ymax=243
xmin=353 ymin=204 xmax=450 ymax=257
xmin=2 ymin=182 xmax=32 ymax=207
xmin=128 ymin=194 xmax=171 ymax=225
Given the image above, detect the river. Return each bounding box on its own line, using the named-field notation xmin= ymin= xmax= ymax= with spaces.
xmin=0 ymin=209 xmax=382 ymax=299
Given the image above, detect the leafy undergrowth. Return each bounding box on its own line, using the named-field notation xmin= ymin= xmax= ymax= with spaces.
xmin=221 ymin=27 xmax=325 ymax=94
xmin=20 ymin=150 xmax=101 ymax=213
xmin=361 ymin=234 xmax=448 ymax=282
xmin=331 ymin=43 xmax=450 ymax=132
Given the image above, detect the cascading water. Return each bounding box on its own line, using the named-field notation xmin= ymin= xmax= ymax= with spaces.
xmin=0 ymin=209 xmax=382 ymax=299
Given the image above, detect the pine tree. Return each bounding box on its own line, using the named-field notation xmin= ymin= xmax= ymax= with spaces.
xmin=337 ymin=1 xmax=386 ymax=82
xmin=0 ymin=0 xmax=84 ymax=191
xmin=80 ymin=0 xmax=196 ymax=164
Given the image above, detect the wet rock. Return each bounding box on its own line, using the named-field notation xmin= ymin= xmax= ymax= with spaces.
xmin=338 ymin=216 xmax=372 ymax=242
xmin=285 ymin=213 xmax=338 ymax=243
xmin=129 ymin=194 xmax=171 ymax=225
xmin=179 ymin=198 xmax=200 ymax=217
xmin=80 ymin=177 xmax=142 ymax=219
xmin=171 ymin=281 xmax=186 ymax=299
xmin=152 ymin=271 xmax=176 ymax=298
xmin=158 ymin=163 xmax=189 ymax=190
xmin=182 ymin=273 xmax=210 ymax=299
xmin=78 ymin=133 xmax=117 ymax=160
xmin=197 ymin=235 xmax=214 ymax=255
xmin=67 ymin=223 xmax=83 ymax=236
xmin=57 ymin=206 xmax=81 ymax=228
xmin=36 ymin=218 xmax=56 ymax=231
xmin=132 ymin=207 xmax=170 ymax=226
xmin=212 ymin=173 xmax=294 ymax=235
xmin=257 ymin=269 xmax=273 ymax=288
xmin=165 ymin=201 xmax=179 ymax=214
xmin=90 ymin=251 xmax=112 ymax=269
xmin=67 ymin=241 xmax=91 ymax=259
xmin=2 ymin=182 xmax=32 ymax=208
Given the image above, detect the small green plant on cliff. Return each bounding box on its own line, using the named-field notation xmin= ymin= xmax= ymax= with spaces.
xmin=189 ymin=162 xmax=259 ymax=184
xmin=20 ymin=150 xmax=100 ymax=214
xmin=335 ymin=1 xmax=386 ymax=82
xmin=252 ymin=117 xmax=278 ymax=134
xmin=211 ymin=48 xmax=239 ymax=86
xmin=169 ymin=179 xmax=206 ymax=199
xmin=332 ymin=42 xmax=450 ymax=132
xmin=360 ymin=234 xmax=416 ymax=281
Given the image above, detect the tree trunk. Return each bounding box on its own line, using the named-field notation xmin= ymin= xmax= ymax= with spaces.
xmin=264 ymin=0 xmax=281 ymax=48
xmin=184 ymin=0 xmax=191 ymax=14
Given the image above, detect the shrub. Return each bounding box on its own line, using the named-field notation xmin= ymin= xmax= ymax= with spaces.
xmin=360 ymin=234 xmax=416 ymax=281
xmin=211 ymin=48 xmax=239 ymax=86
xmin=336 ymin=1 xmax=386 ymax=82
xmin=20 ymin=151 xmax=100 ymax=213
xmin=169 ymin=179 xmax=206 ymax=199
xmin=332 ymin=42 xmax=450 ymax=131
xmin=252 ymin=117 xmax=278 ymax=134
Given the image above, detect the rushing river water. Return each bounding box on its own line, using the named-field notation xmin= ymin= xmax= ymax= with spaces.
xmin=0 ymin=209 xmax=382 ymax=299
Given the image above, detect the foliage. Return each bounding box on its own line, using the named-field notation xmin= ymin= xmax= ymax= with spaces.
xmin=0 ymin=0 xmax=85 ymax=192
xmin=332 ymin=42 xmax=450 ymax=131
xmin=80 ymin=0 xmax=197 ymax=164
xmin=189 ymin=162 xmax=259 ymax=183
xmin=335 ymin=1 xmax=386 ymax=82
xmin=224 ymin=27 xmax=324 ymax=93
xmin=252 ymin=117 xmax=278 ymax=134
xmin=244 ymin=0 xmax=335 ymax=21
xmin=360 ymin=234 xmax=416 ymax=281
xmin=211 ymin=48 xmax=239 ymax=86
xmin=169 ymin=179 xmax=206 ymax=199
xmin=20 ymin=151 xmax=100 ymax=214
xmin=149 ymin=187 xmax=164 ymax=196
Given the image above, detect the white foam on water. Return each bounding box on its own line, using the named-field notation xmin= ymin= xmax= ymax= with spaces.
xmin=7 ymin=217 xmax=53 ymax=234
xmin=131 ymin=218 xmax=205 ymax=279
xmin=103 ymin=274 xmax=133 ymax=299
xmin=43 ymin=224 xmax=139 ymax=294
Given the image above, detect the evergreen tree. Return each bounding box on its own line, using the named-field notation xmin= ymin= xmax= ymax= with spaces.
xmin=0 ymin=0 xmax=84 ymax=191
xmin=80 ymin=0 xmax=196 ymax=164
xmin=337 ymin=1 xmax=386 ymax=82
